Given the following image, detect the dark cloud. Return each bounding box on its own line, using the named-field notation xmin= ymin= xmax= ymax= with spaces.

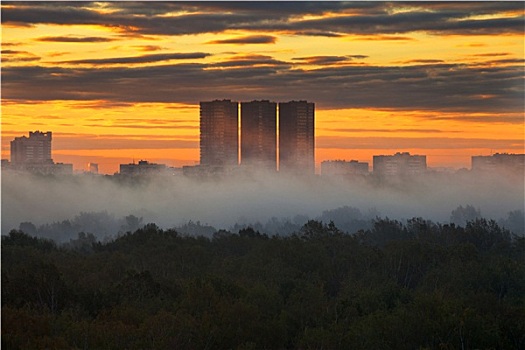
xmin=488 ymin=58 xmax=525 ymax=65
xmin=293 ymin=56 xmax=352 ymax=65
xmin=207 ymin=35 xmax=277 ymax=45
xmin=36 ymin=36 xmax=115 ymax=43
xmin=402 ymin=59 xmax=445 ymax=64
xmin=48 ymin=52 xmax=71 ymax=58
xmin=210 ymin=55 xmax=290 ymax=68
xmin=133 ymin=45 xmax=164 ymax=52
xmin=58 ymin=52 xmax=211 ymax=65
xmin=293 ymin=55 xmax=368 ymax=65
xmin=2 ymin=60 xmax=523 ymax=113
xmin=471 ymin=52 xmax=511 ymax=57
xmin=2 ymin=2 xmax=523 ymax=36
xmin=293 ymin=31 xmax=343 ymax=38
xmin=2 ymin=42 xmax=23 ymax=47
xmin=1 ymin=49 xmax=40 ymax=62
xmin=104 ymin=1 xmax=383 ymax=18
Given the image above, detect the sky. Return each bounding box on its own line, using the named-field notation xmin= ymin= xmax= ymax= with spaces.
xmin=1 ymin=1 xmax=524 ymax=174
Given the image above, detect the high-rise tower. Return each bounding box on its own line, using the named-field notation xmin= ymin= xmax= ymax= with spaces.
xmin=278 ymin=101 xmax=315 ymax=174
xmin=200 ymin=100 xmax=239 ymax=167
xmin=10 ymin=131 xmax=53 ymax=165
xmin=241 ymin=100 xmax=277 ymax=170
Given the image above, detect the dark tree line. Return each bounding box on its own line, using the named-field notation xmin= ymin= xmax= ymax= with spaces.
xmin=2 ymin=218 xmax=524 ymax=349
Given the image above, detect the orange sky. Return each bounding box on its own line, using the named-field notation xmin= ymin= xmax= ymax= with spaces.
xmin=2 ymin=2 xmax=524 ymax=174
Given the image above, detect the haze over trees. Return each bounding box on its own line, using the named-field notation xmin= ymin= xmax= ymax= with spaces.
xmin=2 ymin=169 xmax=524 ymax=241
xmin=2 ymin=217 xmax=524 ymax=349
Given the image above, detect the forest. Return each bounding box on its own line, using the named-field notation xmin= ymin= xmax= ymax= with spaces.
xmin=2 ymin=218 xmax=524 ymax=349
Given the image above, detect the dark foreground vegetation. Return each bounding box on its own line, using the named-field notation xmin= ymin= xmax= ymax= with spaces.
xmin=2 ymin=218 xmax=524 ymax=349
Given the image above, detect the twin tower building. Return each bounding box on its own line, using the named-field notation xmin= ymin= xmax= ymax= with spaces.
xmin=200 ymin=99 xmax=315 ymax=174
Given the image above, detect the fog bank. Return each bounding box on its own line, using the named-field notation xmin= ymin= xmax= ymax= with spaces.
xmin=2 ymin=169 xmax=523 ymax=241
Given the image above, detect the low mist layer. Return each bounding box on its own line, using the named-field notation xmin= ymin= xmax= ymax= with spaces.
xmin=2 ymin=169 xmax=523 ymax=241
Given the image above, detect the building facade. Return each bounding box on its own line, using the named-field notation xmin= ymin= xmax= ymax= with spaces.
xmin=10 ymin=131 xmax=53 ymax=165
xmin=278 ymin=101 xmax=315 ymax=174
xmin=321 ymin=160 xmax=369 ymax=176
xmin=373 ymin=152 xmax=427 ymax=177
xmin=119 ymin=160 xmax=167 ymax=176
xmin=472 ymin=153 xmax=524 ymax=175
xmin=241 ymin=100 xmax=277 ymax=170
xmin=200 ymin=100 xmax=239 ymax=167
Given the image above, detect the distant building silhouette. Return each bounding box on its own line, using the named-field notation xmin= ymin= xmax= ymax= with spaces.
xmin=11 ymin=131 xmax=53 ymax=165
xmin=279 ymin=101 xmax=315 ymax=174
xmin=321 ymin=160 xmax=369 ymax=176
xmin=9 ymin=131 xmax=73 ymax=174
xmin=472 ymin=153 xmax=524 ymax=175
xmin=241 ymin=100 xmax=277 ymax=170
xmin=373 ymin=152 xmax=426 ymax=177
xmin=200 ymin=100 xmax=239 ymax=167
xmin=120 ymin=160 xmax=166 ymax=176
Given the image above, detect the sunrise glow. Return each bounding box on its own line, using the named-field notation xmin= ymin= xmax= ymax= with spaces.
xmin=2 ymin=2 xmax=523 ymax=174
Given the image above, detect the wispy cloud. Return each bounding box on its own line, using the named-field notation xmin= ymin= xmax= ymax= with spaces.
xmin=316 ymin=136 xmax=524 ymax=150
xmin=292 ymin=55 xmax=367 ymax=65
xmin=58 ymin=52 xmax=211 ymax=65
xmin=133 ymin=45 xmax=165 ymax=52
xmin=319 ymin=128 xmax=456 ymax=133
xmin=36 ymin=36 xmax=116 ymax=43
xmin=207 ymin=35 xmax=277 ymax=45
xmin=1 ymin=49 xmax=40 ymax=62
xmin=470 ymin=52 xmax=511 ymax=57
xmin=401 ymin=59 xmax=445 ymax=64
xmin=53 ymin=134 xmax=198 ymax=150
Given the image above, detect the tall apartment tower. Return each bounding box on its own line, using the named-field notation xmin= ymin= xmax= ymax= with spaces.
xmin=200 ymin=99 xmax=239 ymax=167
xmin=10 ymin=131 xmax=53 ymax=165
xmin=279 ymin=101 xmax=315 ymax=174
xmin=241 ymin=100 xmax=277 ymax=170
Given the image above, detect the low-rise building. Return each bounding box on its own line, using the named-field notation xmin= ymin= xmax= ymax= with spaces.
xmin=373 ymin=152 xmax=427 ymax=177
xmin=472 ymin=153 xmax=524 ymax=175
xmin=119 ymin=160 xmax=167 ymax=176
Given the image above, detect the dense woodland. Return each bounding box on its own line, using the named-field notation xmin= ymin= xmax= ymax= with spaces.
xmin=2 ymin=218 xmax=524 ymax=349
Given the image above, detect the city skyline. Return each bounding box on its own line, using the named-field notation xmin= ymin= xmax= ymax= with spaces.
xmin=1 ymin=2 xmax=524 ymax=174
xmin=7 ymin=129 xmax=524 ymax=177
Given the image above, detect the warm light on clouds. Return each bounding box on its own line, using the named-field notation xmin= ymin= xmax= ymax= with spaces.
xmin=2 ymin=1 xmax=523 ymax=173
